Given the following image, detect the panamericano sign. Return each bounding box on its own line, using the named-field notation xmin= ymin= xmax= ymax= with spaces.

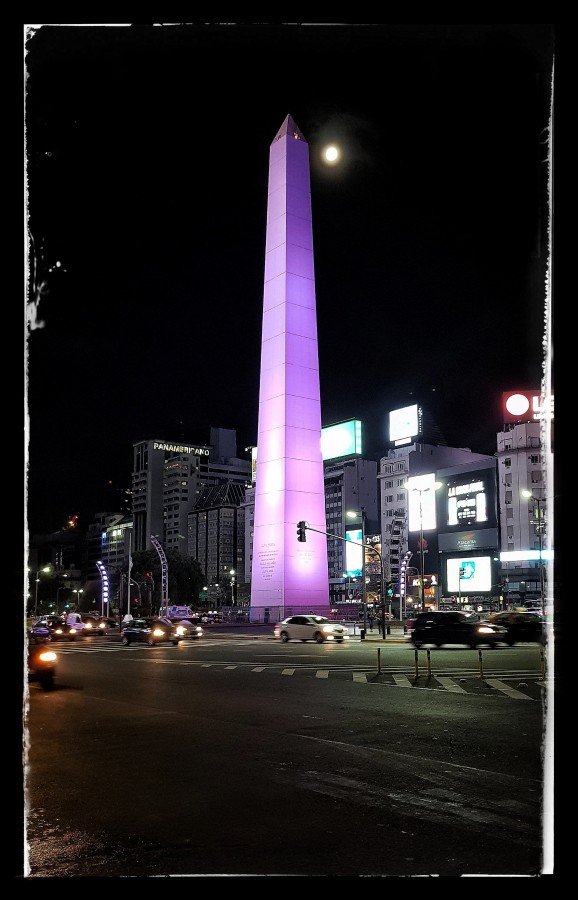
xmin=153 ymin=441 xmax=210 ymax=456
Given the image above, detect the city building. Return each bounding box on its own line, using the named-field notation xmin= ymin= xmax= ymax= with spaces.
xmin=379 ymin=442 xmax=495 ymax=608
xmin=131 ymin=427 xmax=251 ymax=554
xmin=186 ymin=482 xmax=247 ymax=605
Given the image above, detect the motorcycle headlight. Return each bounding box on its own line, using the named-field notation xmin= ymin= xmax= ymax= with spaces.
xmin=39 ymin=650 xmax=57 ymax=663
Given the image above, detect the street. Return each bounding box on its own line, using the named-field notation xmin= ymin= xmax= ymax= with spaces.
xmin=22 ymin=631 xmax=555 ymax=879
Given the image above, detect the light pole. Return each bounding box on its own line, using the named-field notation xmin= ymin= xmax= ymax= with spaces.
xmin=230 ymin=569 xmax=236 ymax=606
xmin=56 ymin=585 xmax=70 ymax=615
xmin=347 ymin=509 xmax=367 ymax=639
xmin=404 ymin=481 xmax=442 ymax=612
xmin=521 ymin=490 xmax=546 ymax=614
xmin=33 ymin=566 xmax=52 ymax=617
xmin=71 ymin=588 xmax=84 ymax=609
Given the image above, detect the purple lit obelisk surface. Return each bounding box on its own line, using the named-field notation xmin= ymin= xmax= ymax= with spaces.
xmin=250 ymin=115 xmax=330 ymax=619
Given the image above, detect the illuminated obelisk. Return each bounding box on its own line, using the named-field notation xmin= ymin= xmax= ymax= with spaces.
xmin=250 ymin=115 xmax=330 ymax=620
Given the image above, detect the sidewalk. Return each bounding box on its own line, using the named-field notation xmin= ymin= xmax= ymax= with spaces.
xmin=351 ymin=624 xmax=409 ymax=643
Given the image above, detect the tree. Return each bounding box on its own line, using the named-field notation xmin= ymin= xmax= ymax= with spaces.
xmin=130 ymin=550 xmax=205 ymax=611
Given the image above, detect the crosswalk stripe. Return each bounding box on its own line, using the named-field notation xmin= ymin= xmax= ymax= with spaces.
xmin=353 ymin=673 xmax=368 ymax=682
xmin=437 ymin=676 xmax=468 ymax=694
xmin=315 ymin=670 xmax=329 ymax=678
xmin=392 ymin=674 xmax=413 ymax=687
xmin=484 ymin=678 xmax=534 ymax=700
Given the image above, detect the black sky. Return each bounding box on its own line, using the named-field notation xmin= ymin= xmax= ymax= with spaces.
xmin=24 ymin=23 xmax=554 ymax=535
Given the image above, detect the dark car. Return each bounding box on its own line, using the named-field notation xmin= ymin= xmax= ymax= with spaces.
xmin=27 ymin=633 xmax=58 ymax=690
xmin=81 ymin=615 xmax=112 ymax=636
xmin=410 ymin=610 xmax=508 ymax=649
xmin=485 ymin=611 xmax=546 ymax=646
xmin=31 ymin=615 xmax=81 ymax=642
xmin=121 ymin=616 xmax=183 ymax=646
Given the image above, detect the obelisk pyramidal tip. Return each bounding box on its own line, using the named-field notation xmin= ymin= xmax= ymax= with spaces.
xmin=250 ymin=116 xmax=330 ymax=619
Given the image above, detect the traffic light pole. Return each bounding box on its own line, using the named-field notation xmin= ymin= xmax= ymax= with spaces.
xmin=300 ymin=522 xmax=387 ymax=639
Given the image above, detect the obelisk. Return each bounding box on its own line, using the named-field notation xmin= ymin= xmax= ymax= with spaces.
xmin=250 ymin=115 xmax=330 ymax=620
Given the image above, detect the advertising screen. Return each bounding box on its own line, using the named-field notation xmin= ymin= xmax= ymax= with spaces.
xmin=440 ymin=467 xmax=497 ymax=532
xmin=321 ymin=419 xmax=362 ymax=461
xmin=345 ymin=528 xmax=363 ymax=576
xmin=446 ymin=556 xmax=492 ymax=593
xmin=389 ymin=404 xmax=421 ymax=446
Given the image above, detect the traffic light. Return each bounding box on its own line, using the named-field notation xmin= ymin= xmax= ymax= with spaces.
xmin=297 ymin=520 xmax=307 ymax=542
xmin=146 ymin=572 xmax=152 ymax=578
xmin=386 ymin=581 xmax=393 ymax=596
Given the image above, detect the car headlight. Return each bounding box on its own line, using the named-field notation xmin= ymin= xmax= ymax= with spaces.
xmin=54 ymin=628 xmax=64 ymax=635
xmin=152 ymin=628 xmax=165 ymax=637
xmin=477 ymin=626 xmax=494 ymax=634
xmin=321 ymin=626 xmax=334 ymax=634
xmin=175 ymin=626 xmax=186 ymax=636
xmin=69 ymin=628 xmax=78 ymax=634
xmin=85 ymin=623 xmax=93 ymax=630
xmin=39 ymin=650 xmax=57 ymax=663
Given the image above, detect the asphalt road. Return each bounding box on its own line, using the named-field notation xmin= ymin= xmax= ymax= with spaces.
xmin=22 ymin=631 xmax=557 ymax=880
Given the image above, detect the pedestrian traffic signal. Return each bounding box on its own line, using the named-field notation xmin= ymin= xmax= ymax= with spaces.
xmin=297 ymin=520 xmax=307 ymax=542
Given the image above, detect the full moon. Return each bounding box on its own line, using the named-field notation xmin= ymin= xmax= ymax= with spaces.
xmin=322 ymin=145 xmax=340 ymax=165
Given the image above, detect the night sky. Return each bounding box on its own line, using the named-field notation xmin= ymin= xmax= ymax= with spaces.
xmin=24 ymin=23 xmax=554 ymax=535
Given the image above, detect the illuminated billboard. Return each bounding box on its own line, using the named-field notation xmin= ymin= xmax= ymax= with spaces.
xmin=502 ymin=390 xmax=554 ymax=423
xmin=389 ymin=404 xmax=422 ymax=446
xmin=406 ymin=473 xmax=439 ymax=532
xmin=321 ymin=419 xmax=362 ymax=461
xmin=446 ymin=556 xmax=492 ymax=593
xmin=345 ymin=528 xmax=363 ymax=576
xmin=438 ymin=464 xmax=497 ymax=533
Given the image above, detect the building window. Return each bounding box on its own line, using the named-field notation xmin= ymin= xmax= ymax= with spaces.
xmin=504 ymin=458 xmax=511 ymax=468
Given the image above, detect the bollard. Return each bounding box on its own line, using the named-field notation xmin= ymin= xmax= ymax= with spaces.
xmin=360 ymin=628 xmax=366 ymax=641
xmin=478 ymin=648 xmax=484 ymax=679
xmin=426 ymin=648 xmax=432 ymax=679
xmin=540 ymin=647 xmax=545 ymax=680
xmin=386 ymin=624 xmax=390 ymax=635
xmin=377 ymin=647 xmax=381 ymax=674
xmin=414 ymin=647 xmax=419 ymax=678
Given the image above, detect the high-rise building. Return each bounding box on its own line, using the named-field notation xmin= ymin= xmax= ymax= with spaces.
xmin=250 ymin=115 xmax=329 ymax=619
xmin=131 ymin=428 xmax=251 ymax=554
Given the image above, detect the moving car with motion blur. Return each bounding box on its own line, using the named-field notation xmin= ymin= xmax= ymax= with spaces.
xmin=410 ymin=610 xmax=508 ymax=649
xmin=274 ymin=615 xmax=350 ymax=644
xmin=121 ymin=616 xmax=184 ymax=646
xmin=81 ymin=615 xmax=112 ymax=635
xmin=484 ymin=610 xmax=546 ymax=646
xmin=32 ymin=615 xmax=82 ymax=642
xmin=27 ymin=632 xmax=58 ymax=690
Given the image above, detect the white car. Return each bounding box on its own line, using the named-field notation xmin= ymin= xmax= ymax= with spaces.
xmin=274 ymin=615 xmax=350 ymax=644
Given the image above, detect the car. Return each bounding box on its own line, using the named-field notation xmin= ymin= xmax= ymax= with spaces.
xmin=32 ymin=615 xmax=81 ymax=642
xmin=27 ymin=632 xmax=58 ymax=690
xmin=409 ymin=610 xmax=508 ymax=649
xmin=173 ymin=619 xmax=203 ymax=639
xmin=273 ymin=615 xmax=350 ymax=644
xmin=484 ymin=611 xmax=546 ymax=646
xmin=120 ymin=616 xmax=183 ymax=646
xmin=81 ymin=615 xmax=111 ymax=635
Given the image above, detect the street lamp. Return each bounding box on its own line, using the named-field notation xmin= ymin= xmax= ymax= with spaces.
xmin=72 ymin=588 xmax=84 ymax=608
xmin=404 ymin=481 xmax=442 ymax=611
xmin=521 ymin=490 xmax=546 ymax=614
xmin=56 ymin=585 xmax=70 ymax=615
xmin=347 ymin=509 xmax=367 ymax=639
xmin=33 ymin=566 xmax=52 ymax=616
xmin=229 ymin=569 xmax=236 ymax=606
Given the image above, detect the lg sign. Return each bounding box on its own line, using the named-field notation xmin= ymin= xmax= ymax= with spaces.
xmin=502 ymin=391 xmax=554 ymax=423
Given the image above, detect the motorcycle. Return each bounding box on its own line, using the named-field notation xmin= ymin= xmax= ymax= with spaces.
xmin=27 ymin=633 xmax=58 ymax=691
